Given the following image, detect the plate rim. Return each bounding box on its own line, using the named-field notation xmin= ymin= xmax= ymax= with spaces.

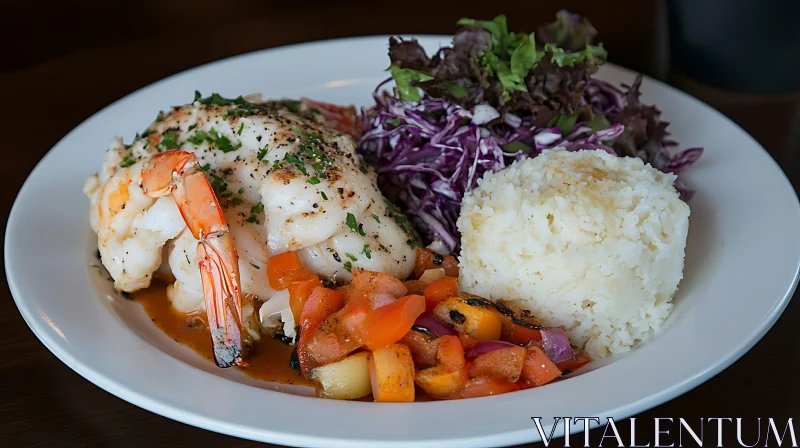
xmin=6 ymin=34 xmax=800 ymax=447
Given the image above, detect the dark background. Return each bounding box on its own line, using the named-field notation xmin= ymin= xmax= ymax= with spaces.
xmin=1 ymin=1 xmax=799 ymax=447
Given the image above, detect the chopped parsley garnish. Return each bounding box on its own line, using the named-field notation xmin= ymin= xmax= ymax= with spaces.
xmin=231 ymin=197 xmax=243 ymax=206
xmin=343 ymin=261 xmax=352 ymax=273
xmin=237 ymin=123 xmax=244 ymax=135
xmin=187 ymin=123 xmax=197 ymax=131
xmin=289 ymin=126 xmax=334 ymax=178
xmin=371 ymin=213 xmax=381 ymax=223
xmin=272 ymin=159 xmax=283 ymax=169
xmin=385 ymin=200 xmax=420 ymax=248
xmin=209 ymin=173 xmax=227 ymax=194
xmin=250 ymin=202 xmax=264 ymax=214
xmin=208 ymin=128 xmax=241 ymax=153
xmin=155 ymin=111 xmax=164 ymax=122
xmin=362 ymin=245 xmax=372 ymax=259
xmin=319 ymin=191 xmax=328 ymax=200
xmin=200 ymin=163 xmax=211 ymax=172
xmin=237 ymin=187 xmax=245 ymax=194
xmin=250 ymin=263 xmax=260 ymax=269
xmin=245 ymin=215 xmax=260 ymax=224
xmin=345 ymin=253 xmax=357 ymax=262
xmin=158 ymin=131 xmax=179 ymax=151
xmin=291 ymin=126 xmax=322 ymax=141
xmin=194 ymin=92 xmax=274 ymax=118
xmin=196 ymin=92 xmax=248 ymax=107
xmin=119 ymin=155 xmax=136 ymax=168
xmin=257 ymin=146 xmax=269 ymax=161
xmin=307 ymin=177 xmax=321 ymax=185
xmin=284 ymin=154 xmax=308 ymax=175
xmin=187 ymin=128 xmax=241 ymax=153
xmin=358 ymin=157 xmax=370 ymax=174
xmin=187 ymin=130 xmax=212 ymax=145
xmin=345 ymin=213 xmax=362 ymax=235
xmin=283 ymin=100 xmax=301 ymax=113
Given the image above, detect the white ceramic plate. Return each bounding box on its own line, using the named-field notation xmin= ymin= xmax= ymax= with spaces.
xmin=6 ymin=36 xmax=800 ymax=447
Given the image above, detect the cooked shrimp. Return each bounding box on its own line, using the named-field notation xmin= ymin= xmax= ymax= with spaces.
xmin=141 ymin=149 xmax=248 ymax=367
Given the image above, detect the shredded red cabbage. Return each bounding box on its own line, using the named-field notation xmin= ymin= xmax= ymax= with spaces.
xmin=358 ymin=76 xmax=702 ymax=253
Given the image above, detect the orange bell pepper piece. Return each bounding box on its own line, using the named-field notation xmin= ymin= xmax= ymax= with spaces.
xmin=359 ymin=294 xmax=425 ymax=351
xmin=267 ymin=251 xmax=313 ymax=290
xmin=369 ymin=343 xmax=416 ymax=402
xmin=415 ymin=365 xmax=468 ymax=399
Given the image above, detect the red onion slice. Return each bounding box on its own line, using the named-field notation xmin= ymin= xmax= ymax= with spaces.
xmin=413 ymin=313 xmax=457 ymax=337
xmin=467 ymin=340 xmax=519 ymax=358
xmin=540 ymin=327 xmax=574 ymax=364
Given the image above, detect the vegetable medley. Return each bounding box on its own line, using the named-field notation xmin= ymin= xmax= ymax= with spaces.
xmin=267 ymin=248 xmax=590 ymax=401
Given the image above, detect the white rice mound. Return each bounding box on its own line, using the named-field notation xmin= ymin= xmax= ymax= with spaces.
xmin=458 ymin=149 xmax=690 ymax=358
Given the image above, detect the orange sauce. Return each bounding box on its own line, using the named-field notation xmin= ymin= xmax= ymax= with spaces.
xmin=133 ymin=283 xmax=313 ymax=387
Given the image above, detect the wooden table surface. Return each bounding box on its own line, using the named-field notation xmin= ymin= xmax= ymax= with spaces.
xmin=2 ymin=1 xmax=799 ymax=447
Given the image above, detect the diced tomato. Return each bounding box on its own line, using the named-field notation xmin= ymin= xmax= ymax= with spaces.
xmin=267 ymin=251 xmax=313 ymax=290
xmin=359 ymin=294 xmax=425 ymax=350
xmin=458 ymin=333 xmax=478 ymax=351
xmin=500 ymin=315 xmax=543 ymax=345
xmin=339 ymin=299 xmax=371 ymax=339
xmin=415 ymin=365 xmax=468 ymax=399
xmin=400 ymin=329 xmax=440 ymax=368
xmin=369 ymin=344 xmax=416 ymax=402
xmin=511 ymin=326 xmax=542 ymax=345
xmin=556 ymin=353 xmax=592 ymax=372
xmin=521 ymin=346 xmax=562 ymax=387
xmin=351 ymin=268 xmax=408 ymax=299
xmin=299 ymin=318 xmax=362 ymax=373
xmin=435 ymin=335 xmax=466 ymax=370
xmin=403 ymin=280 xmax=426 ymax=296
xmin=296 ymin=287 xmax=346 ymax=373
xmin=299 ymin=287 xmax=346 ymax=333
xmin=424 ymin=277 xmax=458 ymax=313
xmin=459 ymin=377 xmax=521 ymax=398
xmin=288 ymin=277 xmax=322 ymax=323
xmin=414 ymin=248 xmax=459 ymax=278
xmin=469 ymin=346 xmax=527 ymax=382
